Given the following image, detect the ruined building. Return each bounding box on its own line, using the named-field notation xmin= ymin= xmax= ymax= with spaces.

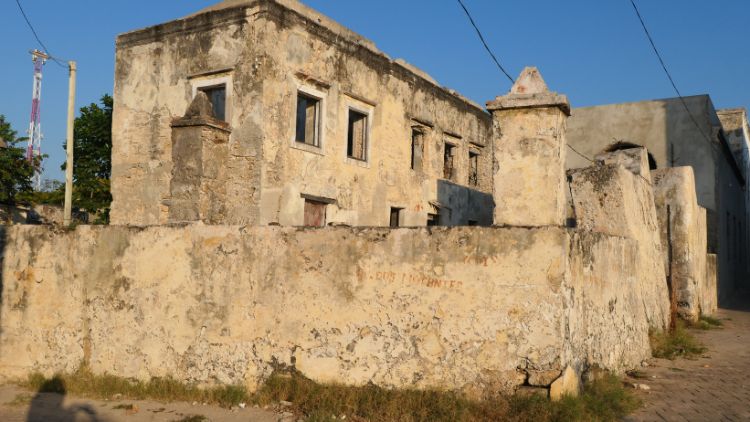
xmin=566 ymin=96 xmax=749 ymax=304
xmin=111 ymin=0 xmax=493 ymax=228
xmin=0 ymin=0 xmax=720 ymax=400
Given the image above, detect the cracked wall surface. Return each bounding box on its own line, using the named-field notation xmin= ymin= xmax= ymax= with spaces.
xmin=0 ymin=224 xmax=657 ymax=394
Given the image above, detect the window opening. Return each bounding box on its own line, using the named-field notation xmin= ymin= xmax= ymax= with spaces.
xmin=296 ymin=92 xmax=320 ymax=146
xmin=304 ymin=199 xmax=327 ymax=227
xmin=411 ymin=128 xmax=424 ymax=170
xmin=468 ymin=151 xmax=479 ymax=186
xmin=347 ymin=110 xmax=368 ymax=161
xmin=443 ymin=143 xmax=456 ymax=180
xmin=427 ymin=213 xmax=439 ymax=227
xmin=198 ymin=84 xmax=227 ymax=121
xmin=390 ymin=207 xmax=402 ymax=228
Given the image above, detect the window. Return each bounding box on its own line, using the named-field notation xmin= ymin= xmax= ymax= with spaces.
xmin=347 ymin=110 xmax=368 ymax=161
xmin=304 ymin=199 xmax=327 ymax=227
xmin=390 ymin=207 xmax=402 ymax=228
xmin=468 ymin=220 xmax=478 ymax=226
xmin=411 ymin=127 xmax=424 ymax=170
xmin=296 ymin=93 xmax=321 ymax=147
xmin=427 ymin=213 xmax=439 ymax=227
xmin=198 ymin=85 xmax=227 ymax=121
xmin=443 ymin=143 xmax=456 ymax=180
xmin=468 ymin=151 xmax=479 ymax=186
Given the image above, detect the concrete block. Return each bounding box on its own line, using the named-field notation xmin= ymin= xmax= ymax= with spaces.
xmin=595 ymin=147 xmax=651 ymax=183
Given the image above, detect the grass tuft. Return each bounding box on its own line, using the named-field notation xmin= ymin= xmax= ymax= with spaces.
xmin=19 ymin=367 xmax=640 ymax=421
xmin=650 ymin=321 xmax=707 ymax=359
xmin=690 ymin=315 xmax=723 ymax=330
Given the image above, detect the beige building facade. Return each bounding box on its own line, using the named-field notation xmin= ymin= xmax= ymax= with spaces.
xmin=111 ymin=0 xmax=493 ymax=228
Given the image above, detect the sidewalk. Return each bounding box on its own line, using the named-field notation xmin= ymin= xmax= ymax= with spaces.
xmin=626 ymin=305 xmax=750 ymax=421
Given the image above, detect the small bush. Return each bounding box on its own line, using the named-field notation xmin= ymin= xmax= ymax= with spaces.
xmin=650 ymin=321 xmax=707 ymax=359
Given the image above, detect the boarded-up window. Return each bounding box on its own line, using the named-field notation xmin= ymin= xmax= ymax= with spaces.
xmin=443 ymin=143 xmax=456 ymax=180
xmin=296 ymin=93 xmax=320 ymax=146
xmin=198 ymin=85 xmax=227 ymax=121
xmin=390 ymin=207 xmax=402 ymax=228
xmin=411 ymin=128 xmax=424 ymax=170
xmin=468 ymin=151 xmax=479 ymax=186
xmin=304 ymin=199 xmax=326 ymax=227
xmin=347 ymin=110 xmax=368 ymax=161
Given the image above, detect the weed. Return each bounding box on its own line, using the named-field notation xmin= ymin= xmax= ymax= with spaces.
xmin=650 ymin=321 xmax=707 ymax=359
xmin=20 ymin=367 xmax=640 ymax=421
xmin=22 ymin=366 xmax=247 ymax=408
xmin=113 ymin=403 xmax=136 ymax=410
xmin=690 ymin=315 xmax=723 ymax=330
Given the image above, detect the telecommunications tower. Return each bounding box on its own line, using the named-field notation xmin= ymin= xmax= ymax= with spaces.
xmin=27 ymin=49 xmax=48 ymax=190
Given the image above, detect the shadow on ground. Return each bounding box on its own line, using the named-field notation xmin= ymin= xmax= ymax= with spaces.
xmin=26 ymin=378 xmax=102 ymax=422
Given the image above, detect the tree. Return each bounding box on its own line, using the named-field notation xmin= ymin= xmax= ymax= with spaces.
xmin=0 ymin=115 xmax=36 ymax=204
xmin=63 ymin=94 xmax=112 ymax=224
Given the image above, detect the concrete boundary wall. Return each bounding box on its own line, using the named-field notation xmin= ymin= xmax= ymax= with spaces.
xmin=0 ymin=225 xmax=657 ymax=394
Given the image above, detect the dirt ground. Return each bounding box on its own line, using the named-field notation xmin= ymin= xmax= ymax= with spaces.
xmin=0 ymin=384 xmax=288 ymax=422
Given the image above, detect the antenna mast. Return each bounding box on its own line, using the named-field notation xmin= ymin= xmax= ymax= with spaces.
xmin=27 ymin=49 xmax=48 ymax=190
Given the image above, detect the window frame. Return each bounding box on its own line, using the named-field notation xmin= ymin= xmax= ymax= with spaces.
xmin=342 ymin=97 xmax=374 ymax=168
xmin=291 ymin=85 xmax=327 ymax=155
xmin=468 ymin=149 xmax=480 ymax=187
xmin=191 ymin=75 xmax=232 ymax=123
xmin=443 ymin=141 xmax=458 ymax=181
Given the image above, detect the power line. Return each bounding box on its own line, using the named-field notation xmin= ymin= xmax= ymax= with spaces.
xmin=456 ymin=0 xmax=515 ymax=84
xmin=627 ymin=0 xmax=716 ymax=151
xmin=14 ymin=0 xmax=66 ymax=68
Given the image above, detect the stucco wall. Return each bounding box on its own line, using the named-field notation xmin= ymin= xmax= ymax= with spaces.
xmin=0 ymin=224 xmax=658 ymax=393
xmin=568 ymin=163 xmax=670 ymax=330
xmin=111 ymin=0 xmax=493 ymax=228
xmin=652 ymin=167 xmax=709 ymax=321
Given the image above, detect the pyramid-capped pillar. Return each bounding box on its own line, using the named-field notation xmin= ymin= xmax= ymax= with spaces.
xmin=487 ymin=67 xmax=571 ymax=227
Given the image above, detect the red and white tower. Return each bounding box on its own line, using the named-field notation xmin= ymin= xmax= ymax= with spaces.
xmin=27 ymin=49 xmax=48 ymax=190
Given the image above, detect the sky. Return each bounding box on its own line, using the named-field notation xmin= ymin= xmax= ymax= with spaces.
xmin=1 ymin=0 xmax=748 ymax=182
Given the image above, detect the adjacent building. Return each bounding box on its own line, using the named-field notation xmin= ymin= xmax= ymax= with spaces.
xmin=110 ymin=0 xmax=493 ymax=228
xmin=566 ymin=96 xmax=748 ymax=304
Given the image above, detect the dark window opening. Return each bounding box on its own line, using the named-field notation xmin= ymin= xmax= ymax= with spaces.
xmin=604 ymin=140 xmax=657 ymax=170
xmin=390 ymin=207 xmax=402 ymax=228
xmin=296 ymin=93 xmax=320 ymax=146
xmin=443 ymin=143 xmax=456 ymax=180
xmin=467 ymin=220 xmax=478 ymax=226
xmin=468 ymin=151 xmax=479 ymax=186
xmin=427 ymin=213 xmax=439 ymax=227
xmin=304 ymin=199 xmax=327 ymax=227
xmin=347 ymin=110 xmax=368 ymax=161
xmin=411 ymin=128 xmax=424 ymax=170
xmin=199 ymin=85 xmax=227 ymax=121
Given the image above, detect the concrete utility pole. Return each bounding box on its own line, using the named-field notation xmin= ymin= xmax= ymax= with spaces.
xmin=63 ymin=61 xmax=77 ymax=226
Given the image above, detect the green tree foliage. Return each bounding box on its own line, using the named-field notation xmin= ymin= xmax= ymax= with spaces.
xmin=0 ymin=115 xmax=36 ymax=204
xmin=63 ymin=94 xmax=112 ymax=224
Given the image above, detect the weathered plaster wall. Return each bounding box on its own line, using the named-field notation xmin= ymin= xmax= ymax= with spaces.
xmin=0 ymin=224 xmax=658 ymax=393
xmin=568 ymin=162 xmax=670 ymax=330
xmin=652 ymin=167 xmax=709 ymax=321
xmin=111 ymin=0 xmax=493 ymax=228
xmin=704 ymin=254 xmax=718 ymax=315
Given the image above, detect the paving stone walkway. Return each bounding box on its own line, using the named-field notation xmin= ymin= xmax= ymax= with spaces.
xmin=626 ymin=304 xmax=750 ymax=422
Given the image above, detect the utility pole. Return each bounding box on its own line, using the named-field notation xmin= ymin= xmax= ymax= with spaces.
xmin=63 ymin=61 xmax=77 ymax=226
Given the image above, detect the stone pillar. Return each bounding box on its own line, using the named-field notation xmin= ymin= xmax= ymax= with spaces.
xmin=167 ymin=92 xmax=230 ymax=224
xmin=487 ymin=67 xmax=570 ymax=226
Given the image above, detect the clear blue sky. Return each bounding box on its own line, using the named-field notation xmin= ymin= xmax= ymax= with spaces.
xmin=1 ymin=0 xmax=748 ymax=182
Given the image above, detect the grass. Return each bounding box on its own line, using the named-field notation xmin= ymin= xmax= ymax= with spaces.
xmin=5 ymin=393 xmax=32 ymax=407
xmin=690 ymin=315 xmax=723 ymax=330
xmin=19 ymin=367 xmax=640 ymax=422
xmin=650 ymin=321 xmax=707 ymax=359
xmin=22 ymin=365 xmax=247 ymax=408
xmin=172 ymin=416 xmax=209 ymax=422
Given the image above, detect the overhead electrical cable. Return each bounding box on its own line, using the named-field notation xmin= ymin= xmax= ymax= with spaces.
xmin=14 ymin=0 xmax=67 ymax=68
xmin=627 ymin=0 xmax=716 ymax=151
xmin=456 ymin=0 xmax=515 ymax=84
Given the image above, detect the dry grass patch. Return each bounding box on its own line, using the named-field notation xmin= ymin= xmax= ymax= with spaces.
xmin=690 ymin=315 xmax=723 ymax=330
xmin=650 ymin=321 xmax=707 ymax=359
xmin=20 ymin=368 xmax=640 ymax=421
